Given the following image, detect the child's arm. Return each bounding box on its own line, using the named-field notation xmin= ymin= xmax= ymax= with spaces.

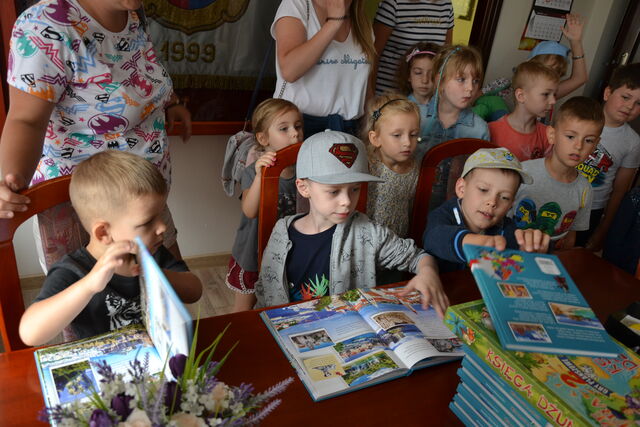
xmin=398 ymin=255 xmax=449 ymax=318
xmin=586 ymin=167 xmax=637 ymax=251
xmin=161 ymin=270 xmax=202 ymax=303
xmin=370 ymin=21 xmax=393 ymax=94
xmin=557 ymin=14 xmax=587 ymax=98
xmin=19 ymin=241 xmax=136 ymax=346
xmin=241 ymin=152 xmax=276 ymax=219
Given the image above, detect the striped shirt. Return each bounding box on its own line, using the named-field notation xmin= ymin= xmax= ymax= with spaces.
xmin=375 ymin=0 xmax=454 ymax=94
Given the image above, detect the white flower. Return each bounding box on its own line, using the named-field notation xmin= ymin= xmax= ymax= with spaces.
xmin=118 ymin=408 xmax=152 ymax=427
xmin=170 ymin=412 xmax=206 ymax=427
xmin=199 ymin=382 xmax=230 ymax=413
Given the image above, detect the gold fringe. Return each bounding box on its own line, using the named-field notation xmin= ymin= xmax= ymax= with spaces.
xmin=170 ymin=74 xmax=276 ymax=91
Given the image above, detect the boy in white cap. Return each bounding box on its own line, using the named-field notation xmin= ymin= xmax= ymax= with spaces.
xmin=423 ymin=147 xmax=550 ymax=273
xmin=255 ymin=130 xmax=449 ymax=317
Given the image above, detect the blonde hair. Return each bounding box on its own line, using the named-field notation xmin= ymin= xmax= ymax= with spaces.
xmin=395 ymin=42 xmax=442 ymax=95
xmin=351 ymin=0 xmax=376 ymax=63
xmin=512 ymin=61 xmax=560 ymax=90
xmin=432 ymin=45 xmax=483 ymax=95
xmin=529 ymin=54 xmax=568 ymax=77
xmin=362 ymin=93 xmax=420 ymax=158
xmin=70 ymin=151 xmax=167 ymax=229
xmin=251 ymin=98 xmax=301 ymax=149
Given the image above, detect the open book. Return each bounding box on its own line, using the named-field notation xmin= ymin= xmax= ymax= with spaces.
xmin=34 ymin=238 xmax=192 ymax=412
xmin=260 ymin=288 xmax=463 ymax=401
xmin=463 ymin=244 xmax=619 ymax=358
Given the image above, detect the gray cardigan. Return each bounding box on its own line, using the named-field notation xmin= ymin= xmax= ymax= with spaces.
xmin=255 ymin=212 xmax=427 ymax=307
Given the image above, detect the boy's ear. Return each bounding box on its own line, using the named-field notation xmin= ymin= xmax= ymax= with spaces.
xmin=295 ymin=178 xmax=311 ymax=198
xmin=546 ymin=125 xmax=556 ymax=146
xmin=514 ymin=87 xmax=526 ymax=104
xmin=255 ymin=132 xmax=269 ymax=147
xmin=603 ymin=86 xmax=612 ymax=102
xmin=92 ymin=220 xmax=112 ymax=245
xmin=368 ymin=130 xmax=381 ymax=147
xmin=454 ymin=177 xmax=466 ymax=199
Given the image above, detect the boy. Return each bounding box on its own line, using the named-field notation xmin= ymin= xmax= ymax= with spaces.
xmin=489 ymin=61 xmax=559 ymax=161
xmin=19 ymin=151 xmax=202 ymax=346
xmin=255 ymin=130 xmax=449 ymax=317
xmin=575 ymin=63 xmax=640 ymax=250
xmin=423 ymin=147 xmax=550 ymax=273
xmin=511 ymin=96 xmax=605 ymax=249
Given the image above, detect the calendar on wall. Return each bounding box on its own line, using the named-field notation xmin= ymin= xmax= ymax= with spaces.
xmin=518 ymin=0 xmax=573 ymax=50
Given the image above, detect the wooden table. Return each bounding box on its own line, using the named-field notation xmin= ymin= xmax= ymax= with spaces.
xmin=1 ymin=249 xmax=638 ymax=427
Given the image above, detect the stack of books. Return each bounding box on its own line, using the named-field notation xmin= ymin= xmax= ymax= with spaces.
xmin=445 ymin=246 xmax=640 ymax=426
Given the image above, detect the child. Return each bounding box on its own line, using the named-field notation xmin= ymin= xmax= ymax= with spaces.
xmin=395 ymin=42 xmax=442 ymax=138
xmin=19 ymin=151 xmax=202 ymax=346
xmin=423 ymin=147 xmax=549 ymax=272
xmin=489 ymin=61 xmax=559 ymax=161
xmin=364 ymin=94 xmax=420 ymax=238
xmin=255 ymin=130 xmax=449 ymax=317
xmin=602 ymin=186 xmax=640 ymax=275
xmin=511 ymin=97 xmax=605 ymax=249
xmin=373 ymin=0 xmax=454 ymax=94
xmin=482 ymin=14 xmax=587 ymax=112
xmin=226 ymin=98 xmax=303 ymax=312
xmin=575 ymin=63 xmax=640 ymax=250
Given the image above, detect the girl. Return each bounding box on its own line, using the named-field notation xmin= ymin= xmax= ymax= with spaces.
xmin=364 ymin=94 xmax=421 ymax=238
xmin=396 ymin=42 xmax=442 ymax=138
xmin=271 ymin=0 xmax=375 ymax=138
xmin=226 ymin=99 xmax=303 ymax=312
xmin=419 ymin=44 xmax=490 ymax=211
xmin=373 ymin=0 xmax=454 ymax=94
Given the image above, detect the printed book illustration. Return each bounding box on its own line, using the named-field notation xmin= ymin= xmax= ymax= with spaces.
xmin=35 ymin=239 xmax=193 ymax=414
xmin=445 ymin=299 xmax=640 ymax=426
xmin=463 ymin=244 xmax=618 ymax=357
xmin=260 ymin=288 xmax=463 ymax=401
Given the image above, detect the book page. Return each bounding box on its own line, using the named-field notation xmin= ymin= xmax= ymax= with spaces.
xmin=261 ymin=295 xmax=408 ymax=399
xmin=35 ymin=324 xmax=163 ymax=410
xmin=354 ymin=289 xmax=463 ymax=368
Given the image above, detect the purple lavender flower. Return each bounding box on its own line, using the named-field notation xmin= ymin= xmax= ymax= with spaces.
xmin=89 ymin=409 xmax=114 ymax=427
xmin=111 ymin=393 xmax=134 ymax=420
xmin=169 ymin=353 xmax=188 ymax=379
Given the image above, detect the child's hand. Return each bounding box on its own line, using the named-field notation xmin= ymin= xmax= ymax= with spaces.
xmin=562 ymin=13 xmax=584 ymax=42
xmin=515 ymin=229 xmax=550 ymax=253
xmin=399 ymin=262 xmax=449 ymax=318
xmin=87 ymin=241 xmax=136 ymax=293
xmin=462 ymin=233 xmax=508 ymax=251
xmin=255 ymin=151 xmax=277 ymax=175
xmin=326 ymin=0 xmax=348 ymax=19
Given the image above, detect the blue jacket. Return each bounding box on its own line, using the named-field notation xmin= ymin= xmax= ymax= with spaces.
xmin=423 ymin=198 xmax=519 ymax=272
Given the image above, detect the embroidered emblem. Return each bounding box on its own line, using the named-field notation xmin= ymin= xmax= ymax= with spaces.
xmin=329 ymin=143 xmax=358 ymax=168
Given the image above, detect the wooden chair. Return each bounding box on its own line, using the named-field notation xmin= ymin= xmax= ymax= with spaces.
xmin=408 ymin=138 xmax=496 ymax=244
xmin=0 ymin=175 xmax=72 ymax=352
xmin=257 ymin=143 xmax=368 ymax=265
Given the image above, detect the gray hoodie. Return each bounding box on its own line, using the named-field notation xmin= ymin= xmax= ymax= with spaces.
xmin=255 ymin=212 xmax=427 ymax=307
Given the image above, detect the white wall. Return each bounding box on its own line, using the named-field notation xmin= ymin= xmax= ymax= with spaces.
xmin=484 ymin=0 xmax=622 ymax=103
xmin=15 ymin=135 xmax=242 ymax=277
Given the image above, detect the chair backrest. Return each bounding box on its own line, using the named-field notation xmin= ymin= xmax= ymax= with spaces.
xmin=0 ymin=175 xmax=72 ymax=351
xmin=257 ymin=143 xmax=368 ymax=266
xmin=408 ymin=138 xmax=496 ymax=244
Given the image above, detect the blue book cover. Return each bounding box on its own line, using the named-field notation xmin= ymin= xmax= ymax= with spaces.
xmin=457 ymin=379 xmax=509 ymax=426
xmin=449 ymin=396 xmax=480 ymax=427
xmin=260 ymin=288 xmax=463 ymax=401
xmin=462 ymin=244 xmax=618 ymax=357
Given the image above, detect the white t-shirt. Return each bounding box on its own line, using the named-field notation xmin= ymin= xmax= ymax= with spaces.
xmin=577 ymin=123 xmax=640 ymax=210
xmin=374 ymin=0 xmax=453 ymax=94
xmin=271 ymin=0 xmax=370 ymax=120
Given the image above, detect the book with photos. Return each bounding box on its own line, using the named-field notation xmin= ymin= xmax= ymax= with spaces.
xmin=445 ymin=299 xmax=640 ymax=426
xmin=260 ymin=287 xmax=463 ymax=401
xmin=463 ymin=244 xmax=618 ymax=358
xmin=34 ymin=238 xmax=193 ymax=413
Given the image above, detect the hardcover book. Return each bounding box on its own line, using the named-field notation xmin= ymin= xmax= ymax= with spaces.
xmin=260 ymin=287 xmax=463 ymax=401
xmin=463 ymin=244 xmax=618 ymax=357
xmin=445 ymin=299 xmax=640 ymax=426
xmin=34 ymin=239 xmax=192 ymax=412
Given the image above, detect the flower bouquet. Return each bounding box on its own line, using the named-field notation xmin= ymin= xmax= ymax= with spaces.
xmin=41 ymin=325 xmax=293 ymax=426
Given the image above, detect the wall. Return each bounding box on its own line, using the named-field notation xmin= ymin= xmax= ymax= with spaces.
xmin=484 ymin=0 xmax=622 ymax=102
xmin=15 ymin=135 xmax=242 ymax=277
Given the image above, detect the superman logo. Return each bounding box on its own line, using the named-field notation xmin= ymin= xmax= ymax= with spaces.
xmin=329 ymin=143 xmax=358 ymax=168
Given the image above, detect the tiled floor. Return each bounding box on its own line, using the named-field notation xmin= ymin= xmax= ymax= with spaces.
xmin=16 ymin=262 xmax=235 ymax=349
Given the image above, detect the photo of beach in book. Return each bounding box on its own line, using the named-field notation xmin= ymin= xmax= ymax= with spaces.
xmin=260 ymin=288 xmax=463 ymax=401
xmin=34 ymin=239 xmax=192 ymax=416
xmin=463 ymin=244 xmax=619 ymax=358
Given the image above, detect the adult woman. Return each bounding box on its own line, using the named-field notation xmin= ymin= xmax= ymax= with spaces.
xmin=272 ymin=0 xmax=375 ymax=137
xmin=0 ymin=0 xmax=191 ymax=269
